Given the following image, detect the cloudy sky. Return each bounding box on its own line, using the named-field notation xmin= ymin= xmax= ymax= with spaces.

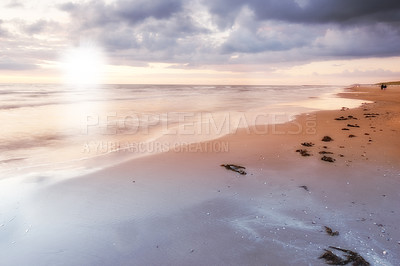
xmin=1 ymin=0 xmax=400 ymax=85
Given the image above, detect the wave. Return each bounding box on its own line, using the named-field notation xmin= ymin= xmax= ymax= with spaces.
xmin=0 ymin=133 xmax=66 ymax=151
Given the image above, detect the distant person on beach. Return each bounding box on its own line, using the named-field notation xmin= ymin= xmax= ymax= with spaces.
xmin=381 ymin=84 xmax=387 ymax=90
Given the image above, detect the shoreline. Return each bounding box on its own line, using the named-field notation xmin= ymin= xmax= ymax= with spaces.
xmin=1 ymin=84 xmax=370 ymax=181
xmin=1 ymin=85 xmax=399 ymax=265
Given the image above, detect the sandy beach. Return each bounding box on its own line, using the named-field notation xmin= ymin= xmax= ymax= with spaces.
xmin=1 ymin=85 xmax=399 ymax=265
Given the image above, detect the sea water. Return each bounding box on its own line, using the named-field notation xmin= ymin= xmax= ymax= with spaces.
xmin=0 ymin=84 xmax=366 ymax=179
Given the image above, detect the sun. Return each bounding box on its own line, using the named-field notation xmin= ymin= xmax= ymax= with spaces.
xmin=61 ymin=44 xmax=106 ymax=87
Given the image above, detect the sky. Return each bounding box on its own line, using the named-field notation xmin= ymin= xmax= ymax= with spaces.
xmin=0 ymin=0 xmax=400 ymax=85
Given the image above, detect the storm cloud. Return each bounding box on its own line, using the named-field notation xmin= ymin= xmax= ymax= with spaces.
xmin=204 ymin=0 xmax=400 ymax=26
xmin=1 ymin=0 xmax=400 ymax=71
xmin=55 ymin=0 xmax=400 ymax=61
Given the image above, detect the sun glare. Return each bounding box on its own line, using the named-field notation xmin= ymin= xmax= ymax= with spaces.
xmin=61 ymin=45 xmax=106 ymax=87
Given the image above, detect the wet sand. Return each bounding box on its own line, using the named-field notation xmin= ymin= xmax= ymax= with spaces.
xmin=1 ymin=85 xmax=399 ymax=265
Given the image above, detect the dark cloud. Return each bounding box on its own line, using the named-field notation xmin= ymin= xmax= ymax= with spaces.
xmin=115 ymin=0 xmax=182 ymax=24
xmin=312 ymin=23 xmax=400 ymax=58
xmin=59 ymin=0 xmax=183 ymax=29
xmin=203 ymin=0 xmax=400 ymax=26
xmin=55 ymin=0 xmax=400 ymax=63
xmin=22 ymin=20 xmax=62 ymax=35
xmin=2 ymin=0 xmax=400 ymax=72
xmin=198 ymin=0 xmax=400 ymax=59
xmin=58 ymin=0 xmax=209 ymax=60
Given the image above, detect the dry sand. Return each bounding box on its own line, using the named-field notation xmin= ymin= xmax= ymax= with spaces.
xmin=1 ymin=85 xmax=399 ymax=265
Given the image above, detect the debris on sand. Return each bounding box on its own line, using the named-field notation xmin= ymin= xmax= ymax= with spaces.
xmin=220 ymin=164 xmax=247 ymax=175
xmin=319 ymin=249 xmax=343 ymax=265
xmin=335 ymin=115 xmax=357 ymax=121
xmin=322 ymin=136 xmax=333 ymax=142
xmin=321 ymin=156 xmax=335 ymax=162
xmin=296 ymin=149 xmax=311 ymax=156
xmin=319 ymin=246 xmax=370 ymax=265
xmin=324 ymin=226 xmax=339 ymax=236
xmin=342 ymin=128 xmax=350 ymax=131
xmin=364 ymin=113 xmax=379 ymax=118
xmin=319 ymin=151 xmax=333 ymax=154
xmin=348 ymin=134 xmax=356 ymax=138
xmin=347 ymin=124 xmax=360 ymax=128
xmin=301 ymin=142 xmax=314 ymax=147
xmin=341 ymin=107 xmax=349 ymax=111
xmin=299 ymin=185 xmax=309 ymax=191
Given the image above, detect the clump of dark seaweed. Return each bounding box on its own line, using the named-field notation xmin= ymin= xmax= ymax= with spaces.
xmin=299 ymin=185 xmax=309 ymax=191
xmin=296 ymin=149 xmax=311 ymax=156
xmin=301 ymin=142 xmax=314 ymax=147
xmin=322 ymin=136 xmax=333 ymax=142
xmin=319 ymin=249 xmax=344 ymax=265
xmin=324 ymin=226 xmax=339 ymax=236
xmin=220 ymin=164 xmax=247 ymax=175
xmin=321 ymin=156 xmax=335 ymax=162
xmin=319 ymin=246 xmax=370 ymax=265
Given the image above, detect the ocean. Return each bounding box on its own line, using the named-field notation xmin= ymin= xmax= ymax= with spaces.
xmin=0 ymin=84 xmax=365 ymax=179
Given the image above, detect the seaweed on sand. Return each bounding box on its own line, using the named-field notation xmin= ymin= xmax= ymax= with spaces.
xmin=324 ymin=226 xmax=339 ymax=236
xmin=296 ymin=149 xmax=311 ymax=156
xmin=321 ymin=156 xmax=335 ymax=162
xmin=319 ymin=151 xmax=334 ymax=154
xmin=319 ymin=246 xmax=370 ymax=265
xmin=299 ymin=185 xmax=309 ymax=191
xmin=220 ymin=164 xmax=247 ymax=175
xmin=347 ymin=124 xmax=360 ymax=128
xmin=322 ymin=136 xmax=334 ymax=142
